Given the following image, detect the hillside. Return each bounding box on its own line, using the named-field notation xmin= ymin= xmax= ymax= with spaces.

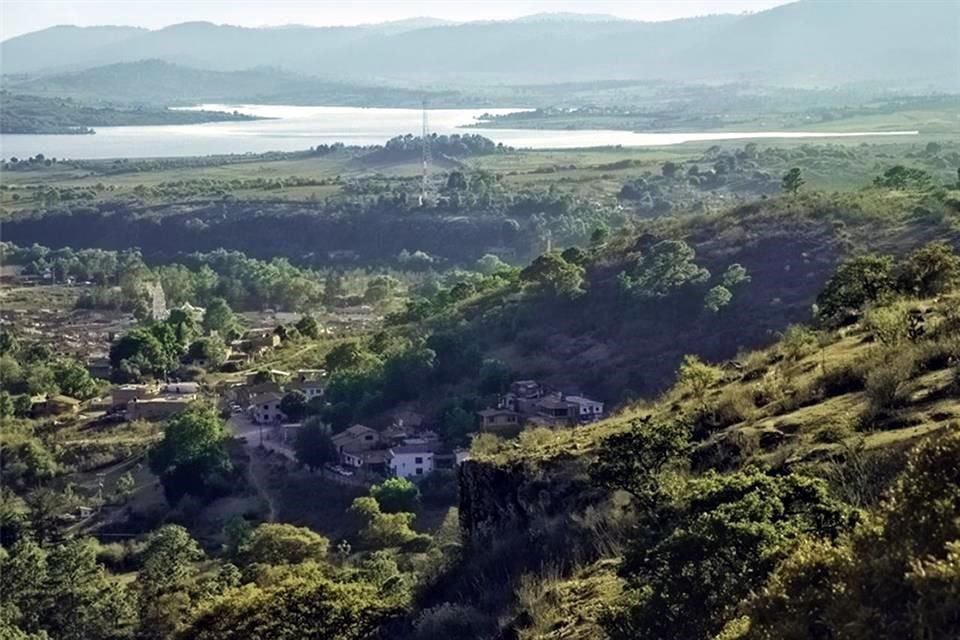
xmin=447 ymin=275 xmax=960 ymax=639
xmin=2 ymin=1 xmax=958 ymax=88
xmin=3 ymin=60 xmax=470 ymax=107
xmin=0 ymin=92 xmax=260 ymax=133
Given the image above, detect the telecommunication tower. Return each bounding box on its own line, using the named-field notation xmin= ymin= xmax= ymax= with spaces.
xmin=419 ymin=98 xmax=432 ymax=206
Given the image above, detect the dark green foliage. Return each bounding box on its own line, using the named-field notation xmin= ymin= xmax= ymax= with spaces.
xmin=202 ymin=298 xmax=239 ymax=339
xmin=294 ymin=419 xmax=338 ymax=472
xmin=279 ymin=391 xmax=308 ymax=423
xmin=1 ymin=538 xmax=136 ymax=640
xmin=617 ymin=240 xmax=710 ymax=298
xmin=873 ymin=165 xmax=933 ymax=190
xmin=295 ymin=314 xmax=321 ymax=339
xmin=781 ymin=167 xmax=804 ymax=194
xmin=520 ymin=252 xmax=585 ymax=298
xmin=605 ymin=472 xmax=856 ymax=640
xmin=591 ymin=416 xmax=691 ymax=511
xmin=370 ymin=477 xmax=420 ymax=514
xmin=181 ymin=576 xmax=393 ymax=640
xmin=895 ymin=241 xmax=960 ymax=297
xmin=815 ymin=254 xmax=895 ymax=324
xmin=147 ymin=404 xmax=233 ymax=505
xmin=0 ymin=92 xmax=257 ymax=134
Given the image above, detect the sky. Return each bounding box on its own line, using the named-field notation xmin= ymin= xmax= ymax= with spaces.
xmin=1 ymin=0 xmax=793 ymax=40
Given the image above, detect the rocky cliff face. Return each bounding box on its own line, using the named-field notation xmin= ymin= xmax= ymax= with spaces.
xmin=458 ymin=455 xmax=601 ymax=544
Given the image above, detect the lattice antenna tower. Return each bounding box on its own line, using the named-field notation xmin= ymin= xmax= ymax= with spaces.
xmin=420 ymin=98 xmax=432 ymax=206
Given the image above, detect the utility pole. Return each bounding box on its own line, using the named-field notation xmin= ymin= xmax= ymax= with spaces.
xmin=419 ymin=98 xmax=431 ymax=206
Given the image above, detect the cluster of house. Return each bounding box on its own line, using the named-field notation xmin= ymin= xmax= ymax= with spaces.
xmin=330 ymin=422 xmax=467 ymax=479
xmin=223 ymin=328 xmax=283 ymax=370
xmin=110 ymin=381 xmax=200 ymax=420
xmin=477 ymin=380 xmax=604 ymax=431
xmin=233 ymin=369 xmax=326 ymax=425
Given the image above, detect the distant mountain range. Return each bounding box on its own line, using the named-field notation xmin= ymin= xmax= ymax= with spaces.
xmin=1 ymin=1 xmax=957 ymax=90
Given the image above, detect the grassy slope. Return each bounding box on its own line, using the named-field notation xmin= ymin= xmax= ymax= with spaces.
xmin=476 ymin=290 xmax=960 ymax=640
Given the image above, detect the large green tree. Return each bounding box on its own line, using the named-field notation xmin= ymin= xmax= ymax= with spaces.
xmin=294 ymin=418 xmax=338 ymax=473
xmin=148 ymin=404 xmax=233 ymax=505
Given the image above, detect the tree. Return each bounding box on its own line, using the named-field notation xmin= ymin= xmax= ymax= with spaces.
xmin=245 ymin=523 xmax=330 ymax=565
xmin=782 ymin=167 xmax=804 ymax=194
xmin=0 ymin=330 xmax=18 ymax=356
xmin=591 ymin=415 xmax=690 ymax=512
xmin=619 ymin=240 xmax=709 ymax=298
xmin=677 ymin=354 xmax=721 ymax=400
xmin=364 ymin=275 xmax=399 ymax=304
xmin=109 ymin=327 xmax=174 ymax=381
xmin=148 ymin=404 xmax=232 ymax=505
xmin=52 ymin=360 xmax=98 ymax=400
xmin=166 ymin=307 xmax=201 ymax=347
xmin=604 ymin=472 xmax=854 ymax=640
xmin=294 ymin=418 xmax=338 ymax=473
xmin=475 ymin=253 xmax=508 ymax=275
xmin=186 ymin=335 xmax=228 ymax=369
xmin=223 ymin=516 xmax=253 ymax=558
xmin=370 ymin=477 xmax=420 ymax=514
xmin=520 ymin=252 xmax=585 ymax=298
xmin=703 ymin=285 xmax=733 ymax=312
xmin=896 ymin=241 xmax=960 ymax=297
xmin=721 ymin=263 xmax=751 ymax=288
xmin=661 ymin=161 xmax=679 ymax=178
xmin=202 ymin=297 xmax=239 ymax=338
xmin=295 ymin=314 xmax=321 ymax=339
xmin=349 ymin=497 xmax=420 ymax=548
xmin=816 ymin=254 xmax=896 ymax=324
xmin=180 ymin=576 xmax=392 ymax=640
xmin=446 ymin=171 xmax=468 ymax=191
xmin=873 ymin=165 xmax=933 ymax=190
xmin=325 ymin=342 xmax=365 ymax=372
xmin=139 ymin=525 xmax=204 ymax=640
xmin=280 ymin=391 xmax=308 ymax=423
xmin=323 ymin=272 xmax=348 ymax=307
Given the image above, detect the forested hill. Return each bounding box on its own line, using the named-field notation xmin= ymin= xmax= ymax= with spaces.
xmin=0 ymin=92 xmax=260 ymax=134
xmin=2 ymin=0 xmax=958 ymax=88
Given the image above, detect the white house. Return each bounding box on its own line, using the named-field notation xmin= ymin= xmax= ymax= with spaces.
xmin=388 ymin=443 xmax=435 ymax=478
xmin=288 ymin=380 xmax=324 ymax=402
xmin=251 ymin=392 xmax=285 ymax=424
xmin=564 ymin=395 xmax=605 ymax=423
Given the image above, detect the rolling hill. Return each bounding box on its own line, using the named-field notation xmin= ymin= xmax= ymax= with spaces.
xmin=1 ymin=1 xmax=957 ymax=89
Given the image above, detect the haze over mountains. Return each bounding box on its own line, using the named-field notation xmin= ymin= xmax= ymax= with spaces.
xmin=2 ymin=0 xmax=958 ymax=91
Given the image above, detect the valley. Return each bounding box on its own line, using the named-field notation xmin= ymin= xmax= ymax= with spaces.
xmin=2 ymin=2 xmax=960 ymax=640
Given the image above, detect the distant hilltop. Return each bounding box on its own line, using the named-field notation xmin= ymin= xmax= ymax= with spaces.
xmin=1 ymin=0 xmax=957 ymax=89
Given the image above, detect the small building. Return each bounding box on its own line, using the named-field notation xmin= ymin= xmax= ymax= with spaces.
xmin=477 ymin=408 xmax=520 ymax=430
xmin=236 ymin=381 xmax=282 ymax=407
xmin=332 ymin=424 xmax=381 ymax=452
xmin=510 ymin=380 xmax=542 ymax=399
xmin=533 ymin=394 xmax=578 ymax=427
xmin=388 ymin=443 xmax=436 ymax=478
xmin=32 ymin=394 xmax=81 ymax=418
xmin=111 ymin=384 xmax=155 ymax=408
xmin=341 ymin=446 xmax=390 ymax=473
xmin=251 ymin=392 xmax=285 ymax=425
xmin=287 ymin=380 xmax=324 ymax=402
xmin=127 ymin=395 xmax=193 ymax=421
xmin=161 ymin=381 xmax=201 ymax=395
xmin=244 ymin=328 xmax=281 ymax=350
xmin=86 ymin=356 xmax=112 ymax=380
xmin=565 ymin=395 xmax=605 ymax=423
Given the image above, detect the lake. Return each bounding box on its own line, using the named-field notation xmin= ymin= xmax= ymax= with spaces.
xmin=0 ymin=104 xmax=919 ymax=160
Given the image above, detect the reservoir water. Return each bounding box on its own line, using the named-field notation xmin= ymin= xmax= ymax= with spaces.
xmin=0 ymin=104 xmax=919 ymax=160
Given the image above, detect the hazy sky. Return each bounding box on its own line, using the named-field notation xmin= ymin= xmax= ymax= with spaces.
xmin=1 ymin=0 xmax=793 ymax=40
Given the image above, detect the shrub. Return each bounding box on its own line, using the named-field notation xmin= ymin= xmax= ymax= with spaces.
xmin=863 ymin=304 xmax=910 ymax=346
xmin=862 ymin=354 xmax=913 ymax=426
xmin=780 ymin=325 xmax=818 ymax=361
